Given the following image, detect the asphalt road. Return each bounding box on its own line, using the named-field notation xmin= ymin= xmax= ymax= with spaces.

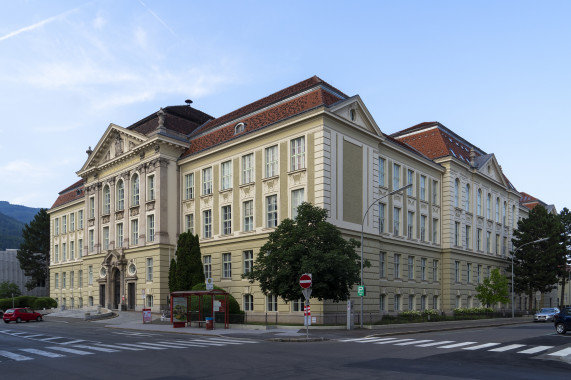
xmin=1 ymin=318 xmax=570 ymax=379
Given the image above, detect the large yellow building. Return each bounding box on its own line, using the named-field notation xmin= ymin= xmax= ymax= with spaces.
xmin=49 ymin=76 xmax=549 ymax=321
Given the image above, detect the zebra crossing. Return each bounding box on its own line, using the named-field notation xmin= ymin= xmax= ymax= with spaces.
xmin=0 ymin=337 xmax=258 ymax=364
xmin=339 ymin=336 xmax=571 ymax=357
xmin=0 ymin=329 xmax=92 ymax=345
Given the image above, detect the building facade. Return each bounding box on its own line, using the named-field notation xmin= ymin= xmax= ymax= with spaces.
xmin=48 ymin=77 xmax=550 ymax=320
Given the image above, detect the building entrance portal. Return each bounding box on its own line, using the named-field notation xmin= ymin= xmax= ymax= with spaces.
xmin=113 ymin=268 xmax=121 ymax=309
xmin=128 ymin=282 xmax=136 ymax=310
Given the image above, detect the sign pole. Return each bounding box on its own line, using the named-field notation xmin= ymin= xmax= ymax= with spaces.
xmin=300 ymin=273 xmax=312 ymax=340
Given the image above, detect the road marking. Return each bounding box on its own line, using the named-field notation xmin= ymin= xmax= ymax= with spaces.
xmin=93 ymin=343 xmax=144 ymax=351
xmin=19 ymin=348 xmax=65 ymax=358
xmin=340 ymin=337 xmax=394 ymax=342
xmin=59 ymin=340 xmax=87 ymax=345
xmin=203 ymin=337 xmax=258 ymax=344
xmin=518 ymin=346 xmax=553 ymax=354
xmin=394 ymin=340 xmax=434 ymax=346
xmin=488 ymin=344 xmax=526 ymax=352
xmin=46 ymin=346 xmax=95 ymax=355
xmin=116 ymin=343 xmax=166 ymax=350
xmin=187 ymin=339 xmax=226 ymax=346
xmin=548 ymin=347 xmax=571 ymax=357
xmin=38 ymin=337 xmax=65 ymax=342
xmin=157 ymin=341 xmax=211 ymax=348
xmin=375 ymin=338 xmax=414 ymax=345
xmin=438 ymin=342 xmax=478 ymax=349
xmin=415 ymin=340 xmax=455 ymax=347
xmin=72 ymin=344 xmax=119 ymax=353
xmin=462 ymin=343 xmax=501 ymax=350
xmin=0 ymin=350 xmax=33 ymax=361
xmin=19 ymin=334 xmax=45 ymax=338
xmin=112 ymin=331 xmax=157 ymax=337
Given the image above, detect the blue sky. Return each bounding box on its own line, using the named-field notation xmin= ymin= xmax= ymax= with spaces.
xmin=1 ymin=0 xmax=569 ymax=210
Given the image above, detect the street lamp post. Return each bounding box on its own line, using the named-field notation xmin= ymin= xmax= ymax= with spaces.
xmin=360 ymin=183 xmax=412 ymax=328
xmin=511 ymin=237 xmax=549 ymax=318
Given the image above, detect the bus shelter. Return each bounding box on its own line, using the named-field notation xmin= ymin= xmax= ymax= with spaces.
xmin=170 ymin=289 xmax=230 ymax=329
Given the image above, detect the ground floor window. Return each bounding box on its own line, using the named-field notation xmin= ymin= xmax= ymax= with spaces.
xmin=267 ymin=294 xmax=277 ymax=312
xmin=291 ymin=298 xmax=303 ymax=312
xmin=146 ymin=295 xmax=154 ymax=307
xmin=89 ymin=296 xmax=94 ymax=306
xmin=243 ymin=294 xmax=253 ymax=311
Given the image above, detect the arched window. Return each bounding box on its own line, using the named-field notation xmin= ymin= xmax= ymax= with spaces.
xmin=131 ymin=173 xmax=140 ymax=206
xmin=465 ymin=184 xmax=470 ymax=212
xmin=116 ymin=179 xmax=124 ymax=211
xmin=477 ymin=189 xmax=482 ymax=216
xmin=495 ymin=197 xmax=500 ymax=223
xmin=503 ymin=201 xmax=507 ymax=225
xmin=454 ymin=179 xmax=460 ymax=208
xmin=102 ymin=185 xmax=110 ymax=215
xmin=487 ymin=193 xmax=491 ymax=219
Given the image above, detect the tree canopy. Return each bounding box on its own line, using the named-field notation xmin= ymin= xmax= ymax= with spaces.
xmin=169 ymin=232 xmax=205 ymax=292
xmin=17 ymin=209 xmax=50 ymax=290
xmin=243 ymin=202 xmax=365 ymax=303
xmin=475 ymin=268 xmax=509 ymax=308
xmin=558 ymin=207 xmax=571 ymax=308
xmin=0 ymin=281 xmax=22 ymax=299
xmin=512 ymin=205 xmax=566 ymax=310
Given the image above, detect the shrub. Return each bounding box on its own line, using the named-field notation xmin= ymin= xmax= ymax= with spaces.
xmin=0 ymin=298 xmax=13 ymax=310
xmin=14 ymin=296 xmax=36 ymax=308
xmin=423 ymin=309 xmax=440 ymax=316
xmin=33 ymin=297 xmax=57 ymax=309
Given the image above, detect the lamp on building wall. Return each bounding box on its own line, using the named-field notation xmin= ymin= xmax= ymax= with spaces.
xmin=511 ymin=237 xmax=549 ymax=318
xmin=360 ymin=183 xmax=412 ymax=328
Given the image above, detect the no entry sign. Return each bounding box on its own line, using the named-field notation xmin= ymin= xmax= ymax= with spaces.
xmin=299 ymin=273 xmax=312 ymax=289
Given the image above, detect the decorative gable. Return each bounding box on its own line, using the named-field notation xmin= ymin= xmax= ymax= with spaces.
xmin=329 ymin=96 xmax=384 ymax=139
xmin=475 ymin=154 xmax=507 ymax=186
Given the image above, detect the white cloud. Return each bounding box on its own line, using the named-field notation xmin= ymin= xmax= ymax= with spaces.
xmin=134 ymin=26 xmax=148 ymax=49
xmin=0 ymin=7 xmax=78 ymax=42
xmin=93 ymin=15 xmax=106 ymax=29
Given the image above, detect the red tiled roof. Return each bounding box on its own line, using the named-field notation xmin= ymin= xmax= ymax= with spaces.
xmin=182 ymin=80 xmax=344 ymax=157
xmin=51 ymin=179 xmax=84 ymax=209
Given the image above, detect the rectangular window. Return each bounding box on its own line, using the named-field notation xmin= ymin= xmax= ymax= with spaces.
xmin=78 ymin=210 xmax=83 ymax=229
xmin=103 ymin=227 xmax=109 ymax=250
xmin=62 ymin=243 xmax=67 ymax=261
xmin=465 ymin=184 xmax=471 ymax=212
xmin=477 ymin=190 xmax=482 ymax=216
xmin=117 ymin=181 xmax=125 ymax=211
xmin=70 ymin=241 xmax=75 ymax=260
xmin=421 ymin=295 xmax=427 ymax=311
xmin=221 ymin=160 xmax=232 ymax=190
xmin=203 ymin=210 xmax=212 ymax=238
xmin=146 ymin=258 xmax=153 ymax=281
xmin=185 ymin=173 xmax=194 ymax=200
xmin=477 ymin=228 xmax=482 ymax=251
xmin=394 ymin=254 xmax=401 ymax=278
xmin=222 ymin=206 xmax=232 ymax=235
xmin=379 ymin=252 xmax=386 ymax=278
xmin=89 ymin=230 xmax=94 ymax=253
xmin=432 ymin=180 xmax=438 ymax=204
xmin=393 ymin=163 xmax=400 ymax=190
xmin=147 ymin=214 xmax=155 ymax=242
xmin=222 ymin=253 xmax=232 ymax=278
xmin=432 ymin=218 xmax=438 ymax=243
xmin=55 ymin=273 xmax=59 ymax=289
xmin=78 ymin=239 xmax=83 ymax=258
xmin=202 ymin=167 xmax=213 ymax=195
xmin=394 ymin=294 xmax=401 ymax=312
xmin=242 ymin=153 xmax=254 ymax=184
xmin=407 ymin=169 xmax=414 ymax=196
xmin=266 ymin=195 xmax=278 ymax=228
xmin=89 ymin=196 xmax=95 ymax=218
xmin=408 ymin=256 xmax=414 ymax=280
xmin=70 ymin=213 xmax=75 ymax=231
xmin=63 ymin=272 xmax=66 ymax=288
xmin=495 ymin=198 xmax=500 ymax=223
xmin=420 ymin=175 xmax=426 ymax=201
xmin=378 ymin=203 xmax=385 ymax=233
xmin=131 ymin=219 xmax=139 ymax=245
xmin=55 ymin=218 xmax=60 ymax=235
xmin=243 ymin=201 xmax=253 ymax=232
xmin=62 ymin=215 xmax=67 ymax=233
xmin=496 ymin=234 xmax=500 ymax=255
xmin=131 ymin=175 xmax=140 ymax=206
xmin=70 ymin=271 xmax=74 ymax=289
xmin=88 ymin=265 xmax=93 ymax=285
xmin=420 ymin=215 xmax=426 ymax=242
xmin=393 ymin=207 xmax=400 ymax=236
xmin=54 ymin=245 xmax=59 ymax=263
xmin=407 ymin=211 xmax=414 ymax=239
xmin=433 ymin=295 xmax=439 ymax=310
xmin=267 ymin=295 xmax=278 ymax=312
xmin=203 ymin=256 xmax=211 ymax=279
xmin=455 ymin=261 xmax=460 ymax=282
xmin=243 ymin=250 xmax=253 ymax=274
xmin=408 ymin=295 xmax=415 ymax=310
xmin=243 ymin=294 xmax=254 ymax=311
xmin=265 ymin=145 xmax=278 ymax=178
xmin=291 ymin=188 xmax=305 ymax=219
xmin=290 ymin=137 xmax=305 ymax=171
xmin=147 ymin=175 xmax=155 ymax=201
xmin=486 ymin=231 xmax=491 ymax=253
xmin=454 ymin=222 xmax=460 ymax=246
xmin=380 ymin=294 xmax=386 ymax=312
xmin=421 ymin=258 xmax=427 ymax=281
xmin=185 ymin=214 xmax=194 ymax=234
xmin=503 ymin=237 xmax=507 ymax=257
xmin=116 ymin=223 xmax=123 ymax=248
xmin=379 ymin=157 xmax=385 ymax=186
xmin=467 ymin=263 xmax=472 ymax=283
xmin=465 ymin=225 xmax=471 ymax=249
xmin=477 ymin=265 xmax=482 ymax=284
xmin=78 ymin=270 xmax=83 ymax=288
xmin=146 ymin=295 xmax=153 ymax=307
xmin=433 ymin=260 xmax=439 ymax=281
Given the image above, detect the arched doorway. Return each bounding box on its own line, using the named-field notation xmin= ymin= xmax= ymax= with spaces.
xmin=112 ymin=268 xmax=121 ymax=309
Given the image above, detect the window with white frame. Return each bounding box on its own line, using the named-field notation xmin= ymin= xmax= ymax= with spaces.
xmin=146 ymin=258 xmax=153 ymax=281
xmin=202 ymin=168 xmax=213 ymax=195
xmin=185 ymin=214 xmax=194 ymax=234
xmin=243 ymin=250 xmax=253 ymax=274
xmin=222 ymin=206 xmax=232 ymax=235
xmin=421 ymin=258 xmax=427 ymax=280
xmin=407 ymin=169 xmax=414 ymax=196
xmin=495 ymin=197 xmax=500 ymax=223
xmin=433 ymin=259 xmax=439 ymax=281
xmin=131 ymin=219 xmax=139 ymax=245
xmin=55 ymin=273 xmax=59 ymax=288
xmin=465 ymin=225 xmax=471 ymax=249
xmin=292 ymin=298 xmax=303 ymax=312
xmin=62 ymin=242 xmax=67 ymax=261
xmin=62 ymin=215 xmax=67 ymax=234
xmin=378 ymin=157 xmax=386 ymax=186
xmin=117 ymin=179 xmax=125 ymax=210
xmin=242 ymin=153 xmax=254 ymax=184
xmin=78 ymin=210 xmax=83 ymax=229
xmin=487 ymin=193 xmax=491 ymax=219
xmin=89 ymin=230 xmax=94 ymax=252
xmin=454 ymin=178 xmax=460 ymax=207
xmin=291 ymin=188 xmax=304 ymax=219
xmin=380 ymin=294 xmax=386 ymax=312
xmin=55 ymin=218 xmax=59 ymax=235
xmin=496 ymin=233 xmax=500 ymax=255
xmin=477 ymin=189 xmax=482 ymax=216
xmin=502 ymin=201 xmax=507 ymax=225
xmin=203 ymin=210 xmax=212 ymax=238
xmin=147 ymin=214 xmax=155 ymax=242
xmin=265 ymin=145 xmax=278 ymax=178
xmin=70 ymin=213 xmax=75 ymax=231
xmin=408 ymin=295 xmax=415 ymax=310
xmin=455 ymin=261 xmax=460 ymax=282
xmin=266 ymin=195 xmax=278 ymax=228
xmin=465 ymin=184 xmax=470 ymax=212
xmin=89 ymin=196 xmax=95 ymax=218
xmin=70 ymin=241 xmax=75 ymax=260
xmin=63 ymin=272 xmax=66 ymax=288
xmin=432 ymin=295 xmax=439 ymax=310
xmin=393 ymin=163 xmax=400 ymax=190
xmin=243 ymin=200 xmax=253 ymax=232
xmin=116 ymin=223 xmax=123 ymax=248
xmin=432 ymin=180 xmax=438 ymax=204
xmin=477 ymin=228 xmax=482 ymax=251
xmin=203 ymin=255 xmax=211 ymax=278
xmin=432 ymin=218 xmax=439 ymax=243
xmin=477 ymin=265 xmax=482 ymax=283
xmin=146 ymin=295 xmax=153 ymax=307
xmin=421 ymin=295 xmax=427 ymax=311
xmin=394 ymin=254 xmax=401 ymax=278
xmin=147 ymin=174 xmax=155 ymax=201
xmin=420 ymin=175 xmax=426 ymax=201
xmin=78 ymin=238 xmax=83 ymax=258
xmin=454 ymin=222 xmax=460 ymax=246
xmin=222 ymin=253 xmax=232 ymax=278
xmin=243 ymin=294 xmax=254 ymax=311
xmin=408 ymin=256 xmax=414 ymax=279
xmin=512 ymin=205 xmax=516 ymax=228
xmin=407 ymin=211 xmax=414 ymax=239
xmin=103 ymin=185 xmax=111 ymax=214
xmin=379 ymin=252 xmax=386 ymax=278
xmin=378 ymin=203 xmax=385 ymax=233
xmin=131 ymin=174 xmax=140 ymax=206
xmin=467 ymin=263 xmax=472 ymax=283
xmin=88 ymin=265 xmax=93 ymax=285
xmin=185 ymin=173 xmax=194 ymax=200
xmin=290 ymin=137 xmax=305 ymax=171
xmin=54 ymin=244 xmax=59 ymax=262
xmin=486 ymin=231 xmax=491 ymax=252
xmin=393 ymin=207 xmax=400 ymax=236
xmin=221 ymin=160 xmax=232 ymax=190
xmin=78 ymin=270 xmax=83 ymax=288
xmin=267 ymin=294 xmax=278 ymax=312
xmin=420 ymin=215 xmax=426 ymax=242
xmin=394 ymin=294 xmax=401 ymax=311
xmin=103 ymin=227 xmax=109 ymax=250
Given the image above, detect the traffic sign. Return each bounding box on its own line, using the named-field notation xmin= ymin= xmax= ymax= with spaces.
xmin=299 ymin=273 xmax=312 ymax=289
xmin=357 ymin=285 xmax=365 ymax=297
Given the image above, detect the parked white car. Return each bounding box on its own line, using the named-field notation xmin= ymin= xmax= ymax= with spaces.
xmin=534 ymin=307 xmax=560 ymax=322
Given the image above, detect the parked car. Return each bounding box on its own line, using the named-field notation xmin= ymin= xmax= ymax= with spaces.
xmin=534 ymin=307 xmax=560 ymax=322
xmin=2 ymin=308 xmax=43 ymax=323
xmin=554 ymin=307 xmax=571 ymax=334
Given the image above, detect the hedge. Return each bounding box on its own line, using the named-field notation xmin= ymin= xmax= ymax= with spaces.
xmin=0 ymin=296 xmax=57 ymax=311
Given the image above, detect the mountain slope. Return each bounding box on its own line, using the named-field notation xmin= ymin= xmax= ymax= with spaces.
xmin=0 ymin=201 xmax=42 ymax=224
xmin=0 ymin=211 xmax=25 ymax=250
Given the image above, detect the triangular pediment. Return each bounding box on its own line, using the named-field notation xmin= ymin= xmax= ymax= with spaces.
xmin=475 ymin=154 xmax=507 ymax=186
xmin=328 ymin=96 xmax=385 ymax=140
xmin=77 ymin=124 xmax=148 ymax=176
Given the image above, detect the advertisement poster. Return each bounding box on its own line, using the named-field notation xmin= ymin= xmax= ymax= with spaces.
xmin=172 ymin=297 xmax=188 ymax=323
xmin=142 ymin=308 xmax=152 ymax=324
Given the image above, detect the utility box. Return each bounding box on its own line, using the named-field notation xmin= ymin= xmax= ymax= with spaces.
xmin=347 ymin=300 xmax=354 ymax=330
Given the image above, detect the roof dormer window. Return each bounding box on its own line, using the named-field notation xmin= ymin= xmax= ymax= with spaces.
xmin=234 ymin=122 xmax=245 ymax=134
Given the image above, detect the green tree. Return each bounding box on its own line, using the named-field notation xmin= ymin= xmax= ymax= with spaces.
xmin=168 ymin=258 xmax=177 ymax=293
xmin=243 ymin=202 xmax=366 ymax=303
xmin=475 ymin=268 xmax=509 ymax=308
xmin=0 ymin=281 xmax=22 ymax=299
xmin=558 ymin=207 xmax=571 ymax=309
xmin=171 ymin=233 xmax=205 ymax=291
xmin=512 ymin=205 xmax=566 ymax=310
xmin=16 ymin=209 xmax=50 ymax=290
